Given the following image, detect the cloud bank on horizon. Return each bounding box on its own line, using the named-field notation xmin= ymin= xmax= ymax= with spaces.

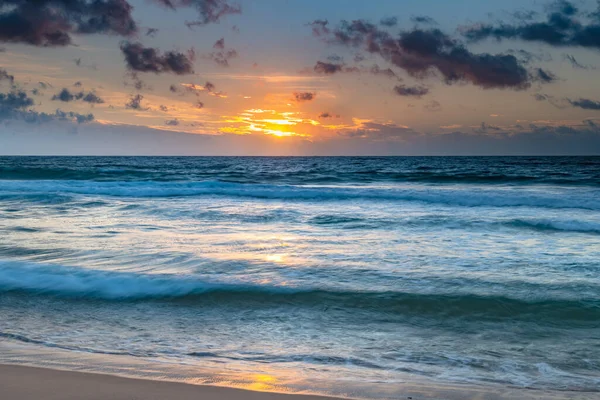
xmin=1 ymin=0 xmax=600 ymax=155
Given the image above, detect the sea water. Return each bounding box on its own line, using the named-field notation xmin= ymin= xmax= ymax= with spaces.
xmin=0 ymin=156 xmax=599 ymax=396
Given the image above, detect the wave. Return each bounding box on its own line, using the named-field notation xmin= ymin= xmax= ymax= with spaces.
xmin=505 ymin=219 xmax=600 ymax=234
xmin=1 ymin=157 xmax=599 ymax=186
xmin=1 ymin=180 xmax=599 ymax=210
xmin=1 ymin=261 xmax=599 ymax=323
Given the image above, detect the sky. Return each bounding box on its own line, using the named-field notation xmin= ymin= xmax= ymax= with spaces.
xmin=1 ymin=0 xmax=600 ymax=155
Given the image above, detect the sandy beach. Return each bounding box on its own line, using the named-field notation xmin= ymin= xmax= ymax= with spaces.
xmin=2 ymin=363 xmax=597 ymax=400
xmin=0 ymin=364 xmax=338 ymax=400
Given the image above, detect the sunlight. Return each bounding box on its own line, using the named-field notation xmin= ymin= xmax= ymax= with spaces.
xmin=220 ymin=109 xmax=319 ymax=137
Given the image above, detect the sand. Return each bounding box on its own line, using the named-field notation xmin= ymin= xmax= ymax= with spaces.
xmin=2 ymin=363 xmax=598 ymax=400
xmin=0 ymin=364 xmax=338 ymax=400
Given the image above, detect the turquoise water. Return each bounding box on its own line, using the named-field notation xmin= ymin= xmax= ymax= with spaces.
xmin=0 ymin=156 xmax=599 ymax=394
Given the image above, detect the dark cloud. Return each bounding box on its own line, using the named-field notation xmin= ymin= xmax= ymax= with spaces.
xmin=169 ymin=84 xmax=179 ymax=93
xmin=0 ymin=68 xmax=14 ymax=85
xmin=370 ymin=65 xmax=399 ymax=79
xmin=207 ymin=48 xmax=238 ymax=67
xmin=307 ymin=19 xmax=330 ymax=36
xmin=0 ymin=0 xmax=137 ymax=47
xmin=313 ymin=60 xmax=399 ymax=79
xmin=463 ymin=1 xmax=600 ymax=50
xmin=319 ymin=112 xmax=332 ymax=118
xmin=153 ymin=0 xmax=240 ymax=27
xmin=380 ymin=17 xmax=398 ymax=27
xmin=204 ymin=81 xmax=216 ymax=92
xmin=159 ymin=105 xmax=168 ymax=111
xmin=54 ymin=109 xmax=94 ymax=123
xmin=0 ymin=89 xmax=93 ymax=124
xmin=52 ymin=88 xmax=79 ymax=102
xmin=293 ymin=92 xmax=316 ymax=102
xmin=474 ymin=122 xmax=503 ymax=134
xmin=165 ymin=118 xmax=179 ymax=126
xmin=313 ymin=61 xmax=344 ymax=74
xmin=319 ymin=21 xmax=536 ymax=90
xmin=394 ymin=84 xmax=429 ymax=97
xmin=563 ymin=53 xmax=595 ymax=69
xmin=213 ymin=38 xmax=225 ymax=49
xmin=121 ymin=42 xmax=195 ymax=75
xmin=531 ymin=92 xmax=570 ymax=109
xmin=81 ymin=92 xmax=104 ymax=104
xmin=534 ymin=68 xmax=558 ymax=83
xmin=146 ymin=28 xmax=159 ymax=37
xmin=196 ymin=101 xmax=204 ymax=108
xmin=411 ymin=16 xmax=437 ymax=25
xmin=51 ymin=88 xmax=104 ymax=104
xmin=568 ymin=98 xmax=600 ymax=110
xmin=125 ymin=94 xmax=147 ymax=110
xmin=0 ymin=90 xmax=34 ymax=109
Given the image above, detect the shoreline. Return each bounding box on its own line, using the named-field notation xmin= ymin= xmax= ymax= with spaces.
xmin=1 ymin=339 xmax=598 ymax=400
xmin=1 ymin=352 xmax=597 ymax=400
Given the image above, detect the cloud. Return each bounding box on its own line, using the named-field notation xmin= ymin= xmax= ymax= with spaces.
xmin=534 ymin=68 xmax=558 ymax=83
xmin=52 ymin=88 xmax=79 ymax=102
xmin=313 ymin=61 xmax=399 ymax=79
xmin=0 ymin=90 xmax=34 ymax=109
xmin=146 ymin=28 xmax=159 ymax=37
xmin=165 ymin=119 xmax=179 ymax=126
xmin=319 ymin=112 xmax=340 ymax=118
xmin=213 ymin=38 xmax=225 ymax=50
xmin=0 ymin=68 xmax=15 ymax=85
xmin=153 ymin=0 xmax=241 ymax=27
xmin=463 ymin=1 xmax=600 ymax=50
xmin=369 ymin=65 xmax=399 ymax=79
xmin=380 ymin=17 xmax=398 ymax=27
xmin=307 ymin=19 xmax=330 ymax=36
xmin=394 ymin=84 xmax=429 ymax=97
xmin=424 ymin=100 xmax=442 ymax=111
xmin=51 ymin=88 xmax=104 ymax=103
xmin=81 ymin=92 xmax=104 ymax=104
xmin=0 ymin=0 xmax=136 ymax=46
xmin=411 ymin=16 xmax=437 ymax=25
xmin=121 ymin=42 xmax=195 ymax=75
xmin=179 ymin=81 xmax=226 ymax=98
xmin=293 ymin=92 xmax=316 ymax=102
xmin=0 ymin=89 xmax=94 ymax=124
xmin=568 ymin=98 xmax=600 ymax=110
xmin=313 ymin=61 xmax=344 ymax=74
xmin=125 ymin=94 xmax=147 ymax=110
xmin=473 ymin=122 xmax=502 ymax=133
xmin=206 ymin=43 xmax=238 ymax=67
xmin=318 ymin=20 xmax=542 ymax=90
xmin=563 ymin=54 xmax=595 ymax=70
xmin=339 ymin=121 xmax=415 ymax=141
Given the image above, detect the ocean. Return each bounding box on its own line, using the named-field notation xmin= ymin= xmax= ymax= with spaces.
xmin=0 ymin=156 xmax=599 ymax=397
